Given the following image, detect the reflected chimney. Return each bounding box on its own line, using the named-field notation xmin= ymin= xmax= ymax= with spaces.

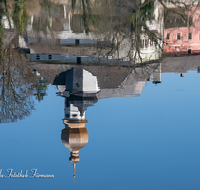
xmin=153 ymin=63 xmax=161 ymax=84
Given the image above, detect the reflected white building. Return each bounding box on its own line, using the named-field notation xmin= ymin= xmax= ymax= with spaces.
xmin=26 ymin=0 xmax=164 ymax=64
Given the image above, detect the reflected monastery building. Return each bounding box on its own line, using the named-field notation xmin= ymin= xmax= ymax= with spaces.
xmin=163 ymin=6 xmax=200 ymax=55
xmin=24 ymin=1 xmax=164 ymax=64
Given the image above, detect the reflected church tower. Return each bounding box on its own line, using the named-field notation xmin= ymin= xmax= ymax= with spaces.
xmin=58 ymin=68 xmax=99 ymax=178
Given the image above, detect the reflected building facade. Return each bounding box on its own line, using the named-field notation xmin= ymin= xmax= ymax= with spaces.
xmin=23 ymin=0 xmax=164 ymax=64
xmin=163 ymin=6 xmax=200 ymax=55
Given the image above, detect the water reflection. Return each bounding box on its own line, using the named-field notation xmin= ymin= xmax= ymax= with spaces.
xmin=26 ymin=0 xmax=163 ymax=64
xmin=2 ymin=0 xmax=200 ymax=65
xmin=164 ymin=5 xmax=200 ymax=55
xmin=0 ymin=36 xmax=48 ymax=123
xmin=0 ymin=39 xmax=34 ymax=123
xmin=1 ymin=0 xmax=200 ymax=186
xmin=53 ymin=65 xmax=161 ymax=177
xmin=59 ymin=68 xmax=99 ymax=178
xmin=1 ymin=1 xmax=200 ymax=129
xmin=30 ymin=58 xmax=198 ymax=177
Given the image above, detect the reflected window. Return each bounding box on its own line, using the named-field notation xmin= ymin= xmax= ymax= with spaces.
xmin=166 ymin=33 xmax=170 ymax=40
xmin=189 ymin=16 xmax=193 ymax=26
xmin=145 ymin=39 xmax=149 ymax=48
xmin=177 ymin=33 xmax=181 ymax=40
xmin=75 ymin=39 xmax=80 ymax=45
xmin=188 ymin=33 xmax=192 ymax=40
xmin=65 ymin=114 xmax=70 ymax=118
xmin=36 ymin=54 xmax=40 ymax=60
xmin=140 ymin=39 xmax=144 ymax=48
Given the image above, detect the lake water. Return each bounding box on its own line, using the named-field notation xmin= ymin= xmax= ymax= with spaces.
xmin=1 ymin=0 xmax=200 ymax=189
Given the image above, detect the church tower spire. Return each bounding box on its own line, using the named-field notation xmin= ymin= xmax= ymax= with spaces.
xmin=73 ymin=163 xmax=76 ymax=178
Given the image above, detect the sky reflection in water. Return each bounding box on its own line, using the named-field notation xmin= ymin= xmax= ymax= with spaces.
xmin=0 ymin=71 xmax=200 ymax=190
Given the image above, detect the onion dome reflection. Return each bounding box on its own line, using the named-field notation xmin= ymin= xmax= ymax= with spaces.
xmin=61 ymin=119 xmax=88 ymax=178
xmin=59 ymin=68 xmax=99 ymax=179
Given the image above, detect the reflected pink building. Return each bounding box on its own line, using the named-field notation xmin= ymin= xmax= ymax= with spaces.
xmin=163 ymin=7 xmax=200 ymax=55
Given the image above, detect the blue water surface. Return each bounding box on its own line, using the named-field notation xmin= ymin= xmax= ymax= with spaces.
xmin=0 ymin=71 xmax=200 ymax=190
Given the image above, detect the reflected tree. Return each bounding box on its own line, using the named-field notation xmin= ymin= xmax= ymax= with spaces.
xmin=34 ymin=76 xmax=49 ymax=102
xmin=0 ymin=0 xmax=50 ymax=123
xmin=130 ymin=0 xmax=161 ymax=62
xmin=13 ymin=0 xmax=28 ymax=36
xmin=0 ymin=26 xmax=37 ymax=123
xmin=32 ymin=0 xmax=52 ymax=36
xmin=70 ymin=0 xmax=162 ymax=63
xmin=0 ymin=38 xmax=35 ymax=123
xmin=0 ymin=1 xmax=5 ymax=64
xmin=71 ymin=0 xmax=97 ymax=34
xmin=0 ymin=18 xmax=4 ymax=65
